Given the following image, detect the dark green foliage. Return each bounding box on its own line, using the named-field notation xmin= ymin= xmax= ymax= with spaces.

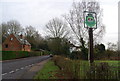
xmin=48 ymin=37 xmax=61 ymax=54
xmin=95 ymin=44 xmax=105 ymax=53
xmin=47 ymin=37 xmax=70 ymax=55
xmin=2 ymin=51 xmax=29 ymax=60
xmin=2 ymin=51 xmax=50 ymax=60
xmin=69 ymin=47 xmax=88 ymax=60
xmin=79 ymin=38 xmax=88 ymax=60
xmin=81 ymin=47 xmax=88 ymax=60
xmin=38 ymin=40 xmax=49 ymax=51
xmin=94 ymin=43 xmax=106 ymax=59
xmin=104 ymin=50 xmax=119 ymax=60
xmin=60 ymin=39 xmax=70 ymax=56
xmin=69 ymin=51 xmax=81 ymax=60
xmin=93 ymin=43 xmax=119 ymax=60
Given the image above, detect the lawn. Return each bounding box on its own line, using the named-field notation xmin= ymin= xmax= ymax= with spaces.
xmin=34 ymin=60 xmax=59 ymax=79
xmin=79 ymin=60 xmax=119 ymax=67
xmin=95 ymin=60 xmax=119 ymax=68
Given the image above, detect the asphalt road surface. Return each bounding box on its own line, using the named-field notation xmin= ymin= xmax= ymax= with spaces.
xmin=2 ymin=55 xmax=50 ymax=79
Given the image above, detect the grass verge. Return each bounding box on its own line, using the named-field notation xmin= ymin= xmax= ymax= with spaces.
xmin=34 ymin=60 xmax=59 ymax=79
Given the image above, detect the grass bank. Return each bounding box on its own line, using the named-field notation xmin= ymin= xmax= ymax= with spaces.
xmin=34 ymin=60 xmax=59 ymax=79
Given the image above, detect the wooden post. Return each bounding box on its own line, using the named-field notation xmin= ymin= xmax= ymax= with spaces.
xmin=88 ymin=28 xmax=94 ymax=64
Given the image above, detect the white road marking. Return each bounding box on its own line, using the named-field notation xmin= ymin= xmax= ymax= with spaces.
xmin=2 ymin=73 xmax=7 ymax=76
xmin=9 ymin=71 xmax=14 ymax=74
xmin=31 ymin=64 xmax=34 ymax=66
xmin=29 ymin=65 xmax=32 ymax=66
xmin=2 ymin=64 xmax=35 ymax=76
xmin=15 ymin=69 xmax=19 ymax=71
xmin=20 ymin=67 xmax=24 ymax=69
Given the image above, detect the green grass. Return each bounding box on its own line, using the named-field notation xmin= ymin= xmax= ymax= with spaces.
xmin=78 ymin=60 xmax=119 ymax=67
xmin=79 ymin=60 xmax=119 ymax=71
xmin=95 ymin=60 xmax=119 ymax=67
xmin=77 ymin=60 xmax=120 ymax=79
xmin=34 ymin=60 xmax=59 ymax=79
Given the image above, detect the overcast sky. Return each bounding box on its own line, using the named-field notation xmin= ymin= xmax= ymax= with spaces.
xmin=0 ymin=0 xmax=119 ymax=47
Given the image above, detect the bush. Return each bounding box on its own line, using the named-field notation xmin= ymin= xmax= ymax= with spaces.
xmin=52 ymin=55 xmax=119 ymax=79
xmin=95 ymin=50 xmax=119 ymax=60
xmin=2 ymin=50 xmax=50 ymax=60
xmin=86 ymin=62 xmax=118 ymax=79
xmin=72 ymin=60 xmax=81 ymax=79
xmin=52 ymin=55 xmax=81 ymax=79
xmin=29 ymin=51 xmax=42 ymax=56
xmin=69 ymin=51 xmax=81 ymax=60
xmin=95 ymin=62 xmax=111 ymax=79
xmin=2 ymin=51 xmax=29 ymax=60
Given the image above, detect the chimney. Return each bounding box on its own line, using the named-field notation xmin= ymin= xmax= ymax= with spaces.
xmin=20 ymin=34 xmax=23 ymax=39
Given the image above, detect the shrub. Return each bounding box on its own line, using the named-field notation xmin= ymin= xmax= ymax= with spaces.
xmin=52 ymin=55 xmax=81 ymax=79
xmin=2 ymin=51 xmax=50 ymax=60
xmin=72 ymin=60 xmax=81 ymax=79
xmin=2 ymin=51 xmax=29 ymax=60
xmin=95 ymin=62 xmax=110 ymax=79
xmin=52 ymin=55 xmax=119 ymax=79
xmin=86 ymin=62 xmax=117 ymax=79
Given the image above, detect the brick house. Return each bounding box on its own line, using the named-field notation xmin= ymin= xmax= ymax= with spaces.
xmin=2 ymin=34 xmax=31 ymax=52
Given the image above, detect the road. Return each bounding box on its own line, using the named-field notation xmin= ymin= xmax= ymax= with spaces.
xmin=2 ymin=55 xmax=50 ymax=79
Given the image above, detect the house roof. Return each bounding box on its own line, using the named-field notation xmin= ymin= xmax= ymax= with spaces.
xmin=13 ymin=34 xmax=31 ymax=45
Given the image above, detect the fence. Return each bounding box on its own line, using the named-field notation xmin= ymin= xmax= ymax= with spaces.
xmin=79 ymin=62 xmax=119 ymax=79
xmin=52 ymin=55 xmax=119 ymax=80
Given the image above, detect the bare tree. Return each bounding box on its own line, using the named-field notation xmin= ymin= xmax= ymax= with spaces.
xmin=0 ymin=24 xmax=2 ymax=44
xmin=7 ymin=20 xmax=22 ymax=34
xmin=24 ymin=25 xmax=44 ymax=49
xmin=63 ymin=0 xmax=105 ymax=47
xmin=2 ymin=20 xmax=22 ymax=42
xmin=45 ymin=17 xmax=70 ymax=39
xmin=107 ymin=42 xmax=117 ymax=51
xmin=24 ymin=26 xmax=37 ymax=37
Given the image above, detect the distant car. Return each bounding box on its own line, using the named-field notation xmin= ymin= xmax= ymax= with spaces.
xmin=50 ymin=54 xmax=53 ymax=57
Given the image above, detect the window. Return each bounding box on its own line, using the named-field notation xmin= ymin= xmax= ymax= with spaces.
xmin=5 ymin=44 xmax=8 ymax=48
xmin=10 ymin=38 xmax=13 ymax=41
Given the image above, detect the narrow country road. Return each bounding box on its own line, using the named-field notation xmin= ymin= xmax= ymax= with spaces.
xmin=2 ymin=55 xmax=50 ymax=79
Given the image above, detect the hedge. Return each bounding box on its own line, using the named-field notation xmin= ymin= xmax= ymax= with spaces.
xmin=2 ymin=51 xmax=29 ymax=60
xmin=52 ymin=55 xmax=119 ymax=79
xmin=1 ymin=50 xmax=50 ymax=60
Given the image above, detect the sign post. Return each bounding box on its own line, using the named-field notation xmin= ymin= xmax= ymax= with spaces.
xmin=83 ymin=11 xmax=97 ymax=64
xmin=89 ymin=28 xmax=94 ymax=64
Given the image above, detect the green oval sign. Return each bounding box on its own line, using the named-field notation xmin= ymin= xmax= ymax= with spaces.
xmin=85 ymin=14 xmax=96 ymax=27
